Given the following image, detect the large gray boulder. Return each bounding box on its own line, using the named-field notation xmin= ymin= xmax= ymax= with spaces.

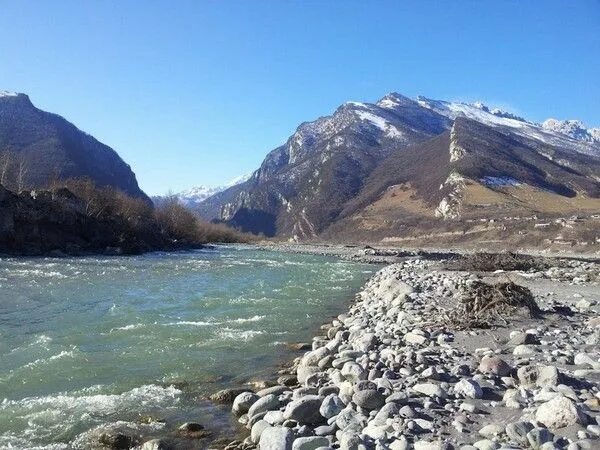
xmin=232 ymin=391 xmax=260 ymax=416
xmin=517 ymin=365 xmax=560 ymax=388
xmin=411 ymin=383 xmax=447 ymax=398
xmin=259 ymin=426 xmax=294 ymax=450
xmin=352 ymin=389 xmax=385 ymax=410
xmin=283 ymin=395 xmax=323 ymax=425
xmin=454 ymin=379 xmax=483 ymax=399
xmin=292 ymin=436 xmax=329 ymax=450
xmin=140 ymin=440 xmax=171 ymax=450
xmin=251 ymin=420 xmax=270 ymax=443
xmin=505 ymin=421 xmax=534 ymax=446
xmin=297 ymin=365 xmax=321 ymax=384
xmin=478 ymin=356 xmax=512 ymax=377
xmin=319 ymin=393 xmax=345 ymax=419
xmin=248 ymin=394 xmax=280 ymax=419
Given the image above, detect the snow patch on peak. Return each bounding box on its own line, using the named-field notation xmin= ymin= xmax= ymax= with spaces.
xmin=542 ymin=119 xmax=600 ymax=143
xmin=355 ymin=110 xmax=404 ymax=139
xmin=417 ymin=97 xmax=529 ymax=128
xmin=0 ymin=90 xmax=18 ymax=98
xmin=417 ymin=95 xmax=600 ymax=157
xmin=344 ymin=101 xmax=369 ymax=109
xmin=376 ymin=92 xmax=412 ymax=110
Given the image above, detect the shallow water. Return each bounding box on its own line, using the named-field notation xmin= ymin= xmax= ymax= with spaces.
xmin=0 ymin=245 xmax=377 ymax=449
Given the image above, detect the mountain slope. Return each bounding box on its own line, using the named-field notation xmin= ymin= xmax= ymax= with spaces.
xmin=197 ymin=93 xmax=451 ymax=237
xmin=0 ymin=91 xmax=147 ymax=199
xmin=416 ymin=96 xmax=600 ymax=157
xmin=323 ymin=117 xmax=600 ymax=242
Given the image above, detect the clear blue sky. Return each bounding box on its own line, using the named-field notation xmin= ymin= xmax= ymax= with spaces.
xmin=1 ymin=1 xmax=599 ymax=195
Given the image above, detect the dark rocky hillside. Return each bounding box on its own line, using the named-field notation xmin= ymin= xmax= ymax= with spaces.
xmin=0 ymin=181 xmax=248 ymax=256
xmin=0 ymin=92 xmax=148 ymax=199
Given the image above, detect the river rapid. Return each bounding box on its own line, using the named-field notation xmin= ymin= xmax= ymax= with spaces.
xmin=0 ymin=245 xmax=377 ymax=449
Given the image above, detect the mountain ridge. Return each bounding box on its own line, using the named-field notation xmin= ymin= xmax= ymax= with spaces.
xmin=196 ymin=92 xmax=600 ymax=244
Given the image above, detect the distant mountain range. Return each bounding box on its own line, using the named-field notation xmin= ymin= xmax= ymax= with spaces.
xmin=196 ymin=92 xmax=600 ymax=245
xmin=0 ymin=90 xmax=148 ymax=200
xmin=153 ymin=173 xmax=251 ymax=208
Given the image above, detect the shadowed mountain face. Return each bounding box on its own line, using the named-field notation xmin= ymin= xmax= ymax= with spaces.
xmin=198 ymin=93 xmax=600 ymax=242
xmin=0 ymin=92 xmax=148 ymax=200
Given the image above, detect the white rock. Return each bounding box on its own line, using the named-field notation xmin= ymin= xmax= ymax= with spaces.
xmin=251 ymin=420 xmax=270 ymax=443
xmin=454 ymin=379 xmax=483 ymax=399
xmin=413 ymin=441 xmax=445 ymax=450
xmin=535 ymin=395 xmax=583 ymax=429
xmin=404 ymin=332 xmax=427 ymax=345
xmin=513 ymin=345 xmax=537 ymax=356
xmin=292 ymin=436 xmax=329 ymax=450
xmin=411 ymin=383 xmax=447 ymax=398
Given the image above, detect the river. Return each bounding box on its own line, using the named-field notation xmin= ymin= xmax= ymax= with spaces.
xmin=0 ymin=245 xmax=376 ymax=449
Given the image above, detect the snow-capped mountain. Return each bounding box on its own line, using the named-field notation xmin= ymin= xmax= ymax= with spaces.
xmin=416 ymin=97 xmax=600 ymax=157
xmin=196 ymin=92 xmax=600 ymax=240
xmin=167 ymin=173 xmax=252 ymax=207
xmin=0 ymin=90 xmax=18 ymax=98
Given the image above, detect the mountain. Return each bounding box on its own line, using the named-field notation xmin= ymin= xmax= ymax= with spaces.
xmin=415 ymin=97 xmax=600 ymax=157
xmin=198 ymin=93 xmax=451 ymax=236
xmin=156 ymin=173 xmax=251 ymax=208
xmin=197 ymin=92 xmax=600 ymax=246
xmin=0 ymin=91 xmax=148 ymax=199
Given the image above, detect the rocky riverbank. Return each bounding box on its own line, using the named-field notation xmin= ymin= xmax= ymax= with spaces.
xmin=210 ymin=255 xmax=600 ymax=450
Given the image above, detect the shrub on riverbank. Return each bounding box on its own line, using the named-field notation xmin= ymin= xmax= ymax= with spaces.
xmin=153 ymin=196 xmax=250 ymax=244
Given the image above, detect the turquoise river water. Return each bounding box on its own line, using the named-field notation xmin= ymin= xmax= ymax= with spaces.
xmin=0 ymin=245 xmax=377 ymax=449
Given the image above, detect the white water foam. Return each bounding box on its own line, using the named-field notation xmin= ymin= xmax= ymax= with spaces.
xmin=165 ymin=315 xmax=265 ymax=327
xmin=0 ymin=384 xmax=180 ymax=449
xmin=109 ymin=323 xmax=146 ymax=332
xmin=22 ymin=349 xmax=77 ymax=369
xmin=217 ymin=328 xmax=265 ymax=342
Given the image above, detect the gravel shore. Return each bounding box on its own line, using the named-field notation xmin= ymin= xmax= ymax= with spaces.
xmin=209 ymin=252 xmax=600 ymax=450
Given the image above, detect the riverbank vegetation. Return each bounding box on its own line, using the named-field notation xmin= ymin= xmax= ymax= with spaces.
xmin=0 ymin=177 xmax=251 ymax=256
